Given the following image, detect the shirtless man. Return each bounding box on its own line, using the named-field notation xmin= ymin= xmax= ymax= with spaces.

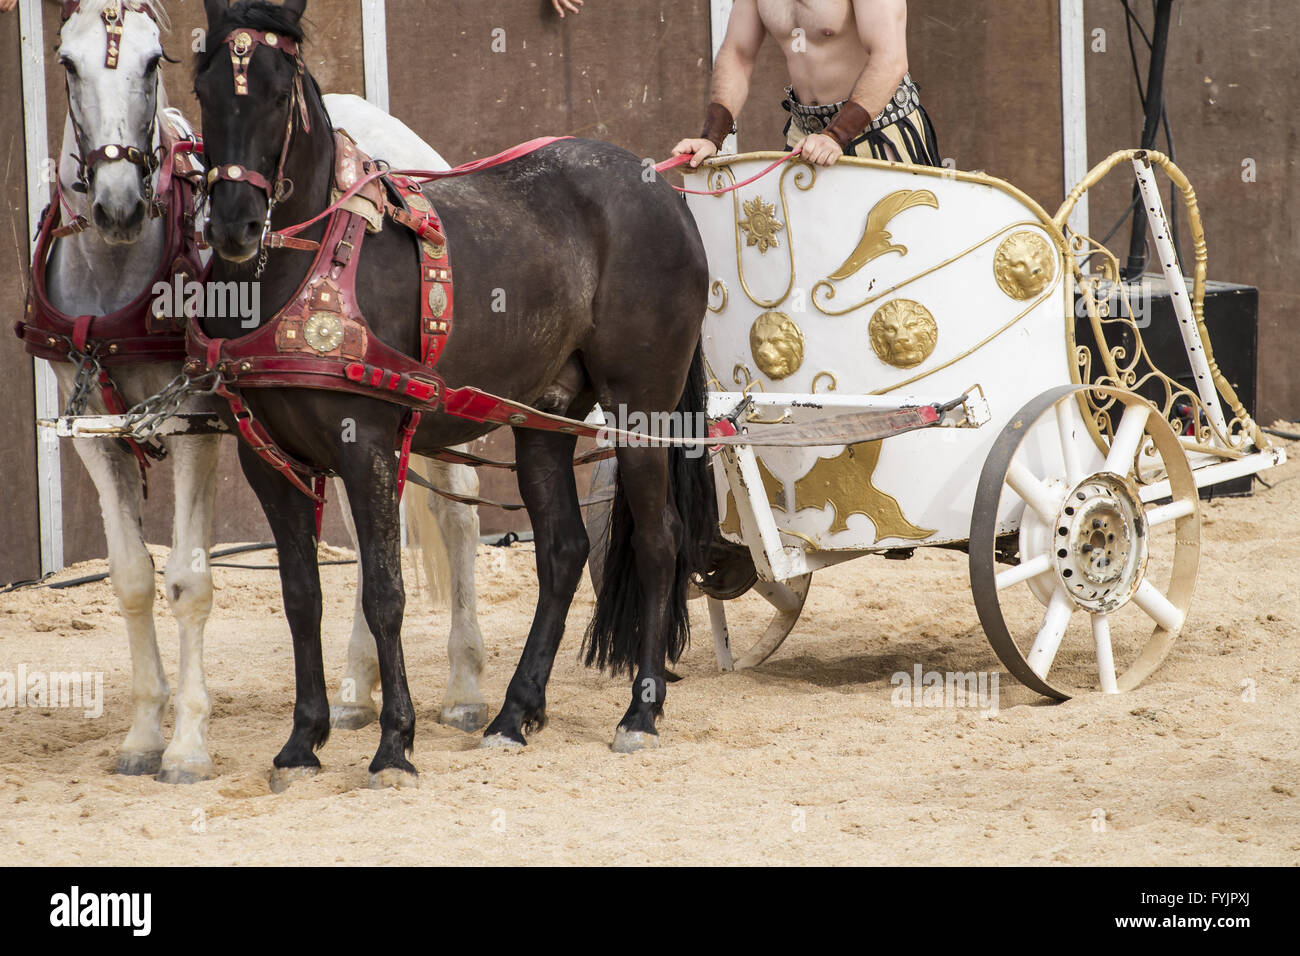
xmin=673 ymin=0 xmax=938 ymax=168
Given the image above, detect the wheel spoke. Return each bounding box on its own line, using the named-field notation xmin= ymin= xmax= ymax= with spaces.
xmin=1006 ymin=460 xmax=1063 ymax=523
xmin=1103 ymin=404 xmax=1151 ymax=476
xmin=1056 ymin=401 xmax=1083 ymax=485
xmin=1145 ymin=497 xmax=1196 ymax=528
xmin=1092 ymin=613 xmax=1118 ymax=693
xmin=1027 ymin=588 xmax=1074 ymax=680
xmin=996 ymin=552 xmax=1053 ymax=591
xmin=1133 ymin=579 xmax=1184 ymax=631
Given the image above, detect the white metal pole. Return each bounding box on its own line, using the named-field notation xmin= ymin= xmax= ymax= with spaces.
xmin=1131 ymin=153 xmax=1232 ymax=446
xmin=361 ymin=0 xmax=389 ymax=112
xmin=19 ymin=0 xmax=63 ymax=575
xmin=1059 ymin=0 xmax=1089 ymax=237
xmin=709 ymin=0 xmax=737 ymax=154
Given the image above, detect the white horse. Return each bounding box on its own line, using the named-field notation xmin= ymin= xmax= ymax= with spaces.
xmin=41 ymin=3 xmax=486 ymax=785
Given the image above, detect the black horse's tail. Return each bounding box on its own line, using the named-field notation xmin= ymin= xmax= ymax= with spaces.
xmin=583 ymin=343 xmax=716 ymax=676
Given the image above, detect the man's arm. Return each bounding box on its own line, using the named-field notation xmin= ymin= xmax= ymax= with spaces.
xmin=672 ymin=0 xmax=766 ymax=166
xmin=847 ymin=0 xmax=909 ymax=117
xmin=804 ymin=0 xmax=909 ymax=163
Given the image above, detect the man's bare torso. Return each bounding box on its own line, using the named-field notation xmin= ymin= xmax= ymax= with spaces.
xmin=758 ymin=0 xmax=870 ymax=105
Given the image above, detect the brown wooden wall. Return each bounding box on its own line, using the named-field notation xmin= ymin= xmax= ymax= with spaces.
xmin=2 ymin=0 xmax=1297 ymax=579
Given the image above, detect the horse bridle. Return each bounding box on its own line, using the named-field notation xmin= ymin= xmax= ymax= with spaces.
xmin=59 ymin=1 xmax=163 ymax=204
xmin=203 ymin=27 xmax=313 ymax=274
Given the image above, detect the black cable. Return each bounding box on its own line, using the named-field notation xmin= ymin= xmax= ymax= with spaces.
xmin=1115 ymin=0 xmax=1185 ymax=276
xmin=32 ymin=542 xmax=280 ymax=591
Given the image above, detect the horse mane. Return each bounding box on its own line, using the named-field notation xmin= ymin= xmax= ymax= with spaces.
xmin=195 ymin=2 xmax=308 ymax=78
xmin=70 ymin=0 xmax=172 ymax=33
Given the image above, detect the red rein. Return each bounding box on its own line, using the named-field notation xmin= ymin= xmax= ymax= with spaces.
xmin=269 ymin=141 xmax=801 ymax=246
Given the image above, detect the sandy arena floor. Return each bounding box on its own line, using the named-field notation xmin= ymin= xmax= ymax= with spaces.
xmin=1 ymin=433 xmax=1297 ymax=866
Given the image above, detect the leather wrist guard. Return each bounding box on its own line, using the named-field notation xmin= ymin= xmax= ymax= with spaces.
xmin=701 ymin=102 xmax=736 ymax=150
xmin=824 ymin=101 xmax=872 ymax=151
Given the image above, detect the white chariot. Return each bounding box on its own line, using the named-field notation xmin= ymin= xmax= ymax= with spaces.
xmin=680 ymin=148 xmax=1284 ymax=698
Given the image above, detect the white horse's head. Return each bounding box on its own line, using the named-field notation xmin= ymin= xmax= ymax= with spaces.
xmin=57 ymin=0 xmax=170 ymax=243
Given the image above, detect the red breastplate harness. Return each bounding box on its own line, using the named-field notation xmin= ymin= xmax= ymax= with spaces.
xmin=187 ymin=127 xmax=581 ymax=532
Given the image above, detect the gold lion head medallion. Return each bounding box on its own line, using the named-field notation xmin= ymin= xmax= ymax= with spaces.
xmin=994 ymin=231 xmax=1055 ymax=300
xmin=749 ymin=311 xmax=804 ymax=380
xmin=869 ymin=300 xmax=938 ymax=369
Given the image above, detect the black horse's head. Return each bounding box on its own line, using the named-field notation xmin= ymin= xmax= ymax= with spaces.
xmin=194 ymin=0 xmax=310 ymax=262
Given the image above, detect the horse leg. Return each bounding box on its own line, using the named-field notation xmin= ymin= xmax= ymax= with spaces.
xmin=236 ymin=443 xmax=330 ymax=792
xmin=481 ymin=429 xmax=587 ymax=748
xmin=336 ymin=446 xmax=418 ymax=788
xmin=71 ymin=439 xmax=169 ymax=775
xmin=607 ymin=444 xmax=679 ymax=753
xmin=327 ymin=477 xmax=381 ymax=730
xmin=426 ymin=456 xmax=488 ymax=732
xmin=156 ymin=434 xmax=222 ymax=783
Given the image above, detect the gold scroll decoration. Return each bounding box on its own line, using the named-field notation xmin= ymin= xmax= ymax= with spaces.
xmin=868 ymin=299 xmax=937 ymax=369
xmin=993 ymin=230 xmax=1055 ymax=300
xmin=749 ymin=311 xmax=805 ymax=381
xmin=827 ymin=189 xmax=939 ymax=281
xmin=737 ymin=196 xmax=784 ymax=253
xmin=720 ymin=455 xmax=786 ymax=538
xmin=794 ymin=443 xmax=935 ymax=540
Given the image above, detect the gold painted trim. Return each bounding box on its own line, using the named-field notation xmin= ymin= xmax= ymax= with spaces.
xmin=868 ymin=268 xmax=1060 ymax=395
xmin=706 ymin=280 xmax=728 ymax=314
xmin=811 ymin=371 xmax=838 ymax=393
xmin=710 ymin=160 xmax=819 ymax=311
xmin=812 ymin=219 xmax=1055 ymax=317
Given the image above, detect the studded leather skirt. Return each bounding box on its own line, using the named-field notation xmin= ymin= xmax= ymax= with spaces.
xmin=782 ymin=72 xmax=940 ymax=167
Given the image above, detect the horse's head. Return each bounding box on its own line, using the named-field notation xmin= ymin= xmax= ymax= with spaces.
xmin=195 ymin=0 xmax=311 ymax=264
xmin=58 ymin=0 xmax=168 ymax=244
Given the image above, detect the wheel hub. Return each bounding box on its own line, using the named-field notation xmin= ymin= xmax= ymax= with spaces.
xmin=1052 ymin=473 xmax=1148 ymax=612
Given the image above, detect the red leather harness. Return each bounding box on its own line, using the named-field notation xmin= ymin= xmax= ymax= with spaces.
xmin=186 ymin=132 xmax=574 ymax=529
xmin=16 ymin=130 xmax=208 ymax=486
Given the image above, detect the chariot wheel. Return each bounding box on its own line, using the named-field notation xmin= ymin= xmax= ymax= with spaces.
xmin=706 ymin=573 xmax=813 ymax=671
xmin=969 ymin=385 xmax=1200 ymax=699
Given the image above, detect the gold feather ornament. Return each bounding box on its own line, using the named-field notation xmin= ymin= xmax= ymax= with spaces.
xmin=827 ymin=189 xmax=939 ymax=281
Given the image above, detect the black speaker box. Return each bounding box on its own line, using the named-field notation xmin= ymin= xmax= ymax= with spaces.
xmin=1072 ymin=275 xmax=1258 ymax=497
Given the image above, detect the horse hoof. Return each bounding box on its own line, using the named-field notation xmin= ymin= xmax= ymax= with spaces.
xmin=439 ymin=702 xmax=490 ymax=733
xmin=156 ymin=762 xmax=215 ymax=785
xmin=329 ymin=703 xmax=379 ymax=730
xmin=114 ymin=751 xmax=163 ymax=776
xmin=269 ymin=766 xmax=319 ymax=794
xmin=479 ymin=732 xmax=525 ymax=749
xmin=368 ymin=768 xmax=419 ymax=790
xmin=611 ymin=728 xmax=660 ymax=753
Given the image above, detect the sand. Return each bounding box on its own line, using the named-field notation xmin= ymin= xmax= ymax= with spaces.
xmin=1 ymin=433 xmax=1297 ymax=866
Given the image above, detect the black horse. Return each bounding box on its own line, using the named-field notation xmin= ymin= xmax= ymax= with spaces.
xmin=194 ymin=0 xmax=713 ymax=786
